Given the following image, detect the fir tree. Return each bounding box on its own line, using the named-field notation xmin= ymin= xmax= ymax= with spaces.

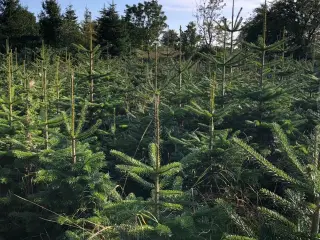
xmin=39 ymin=0 xmax=62 ymax=47
xmin=59 ymin=5 xmax=82 ymax=49
xmin=181 ymin=22 xmax=201 ymax=57
xmin=97 ymin=2 xmax=128 ymax=56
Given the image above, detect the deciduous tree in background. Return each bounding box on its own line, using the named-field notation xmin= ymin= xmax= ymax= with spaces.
xmin=0 ymin=0 xmax=39 ymax=49
xmin=242 ymin=0 xmax=320 ymax=59
xmin=161 ymin=29 xmax=179 ymax=49
xmin=125 ymin=0 xmax=167 ymax=57
xmin=195 ymin=0 xmax=225 ymax=51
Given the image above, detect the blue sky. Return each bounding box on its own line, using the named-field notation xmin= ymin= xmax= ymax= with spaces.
xmin=19 ymin=0 xmax=266 ymax=31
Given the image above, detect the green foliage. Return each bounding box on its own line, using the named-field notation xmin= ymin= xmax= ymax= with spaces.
xmin=242 ymin=0 xmax=320 ymax=59
xmin=181 ymin=22 xmax=201 ymax=57
xmin=125 ymin=0 xmax=167 ymax=51
xmin=39 ymin=0 xmax=63 ymax=47
xmin=0 ymin=0 xmax=39 ymax=49
xmin=1 ymin=1 xmax=320 ymax=239
xmin=111 ymin=142 xmax=183 ymax=209
xmin=96 ymin=3 xmax=129 ymax=56
xmin=59 ymin=5 xmax=82 ymax=49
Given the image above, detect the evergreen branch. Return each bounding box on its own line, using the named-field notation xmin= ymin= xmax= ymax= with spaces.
xmin=168 ymin=133 xmax=192 ymax=147
xmin=159 ymin=162 xmax=181 ymax=174
xmin=75 ymin=101 xmax=89 ymax=136
xmin=215 ymin=198 xmax=255 ymax=237
xmin=72 ymin=43 xmax=89 ymax=52
xmin=45 ymin=115 xmax=64 ymax=127
xmin=233 ymin=137 xmax=301 ymax=185
xmin=116 ymin=165 xmax=154 ymax=176
xmin=111 ymin=150 xmax=151 ymax=169
xmin=163 ymin=167 xmax=183 ymax=177
xmin=259 ymin=188 xmax=292 ymax=210
xmin=62 ymin=111 xmax=71 ymax=134
xmin=271 ymin=123 xmax=305 ymax=176
xmin=185 ymin=104 xmax=211 ymax=118
xmin=223 ymin=235 xmax=257 ymax=240
xmin=265 ymin=39 xmax=286 ymax=51
xmin=160 ymin=202 xmax=183 ymax=210
xmin=13 ymin=150 xmax=36 ymax=159
xmin=104 ymin=200 xmax=152 ymax=211
xmin=242 ymin=41 xmax=262 ymax=51
xmin=258 ymin=207 xmax=297 ymax=230
xmin=76 ymin=119 xmax=102 ymax=140
xmin=124 ymin=172 xmax=154 ymax=189
xmin=159 ymin=190 xmax=183 ymax=196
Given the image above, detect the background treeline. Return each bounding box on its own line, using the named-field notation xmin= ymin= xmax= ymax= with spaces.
xmin=4 ymin=0 xmax=320 ymax=59
xmin=2 ymin=0 xmax=320 ymax=240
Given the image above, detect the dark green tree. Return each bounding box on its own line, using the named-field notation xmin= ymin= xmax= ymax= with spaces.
xmin=125 ymin=0 xmax=167 ymax=56
xmin=97 ymin=3 xmax=128 ymax=56
xmin=181 ymin=21 xmax=201 ymax=56
xmin=59 ymin=5 xmax=82 ymax=49
xmin=161 ymin=29 xmax=179 ymax=48
xmin=0 ymin=0 xmax=39 ymax=49
xmin=242 ymin=0 xmax=320 ymax=59
xmin=39 ymin=0 xmax=62 ymax=47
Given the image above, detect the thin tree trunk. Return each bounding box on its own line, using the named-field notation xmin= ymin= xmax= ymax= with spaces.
xmin=260 ymin=0 xmax=267 ymax=89
xmin=154 ymin=93 xmax=160 ymax=219
xmin=89 ymin=24 xmax=94 ymax=103
xmin=15 ymin=47 xmax=18 ymax=68
xmin=55 ymin=57 xmax=60 ymax=113
xmin=230 ymin=0 xmax=235 ymax=54
xmin=311 ymin=197 xmax=320 ymax=237
xmin=315 ymin=126 xmax=320 ymax=169
xmin=7 ymin=47 xmax=13 ymax=125
xmin=209 ymin=73 xmax=215 ymax=150
xmin=154 ymin=43 xmax=160 ymax=219
xmin=43 ymin=69 xmax=49 ymax=150
xmin=71 ymin=71 xmax=76 ymax=164
xmin=179 ymin=25 xmax=182 ymax=97
xmin=23 ymin=60 xmax=27 ymax=89
xmin=260 ymin=50 xmax=266 ymax=88
xmin=222 ymin=29 xmax=227 ymax=99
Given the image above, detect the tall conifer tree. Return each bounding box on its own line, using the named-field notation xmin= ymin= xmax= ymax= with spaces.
xmin=97 ymin=2 xmax=128 ymax=56
xmin=39 ymin=0 xmax=62 ymax=47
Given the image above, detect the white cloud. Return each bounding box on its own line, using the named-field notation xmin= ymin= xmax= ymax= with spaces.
xmin=159 ymin=0 xmax=195 ymax=8
xmin=163 ymin=6 xmax=194 ymax=12
xmin=158 ymin=0 xmax=276 ymax=30
xmin=159 ymin=0 xmax=269 ymax=18
xmin=159 ymin=0 xmax=195 ymax=12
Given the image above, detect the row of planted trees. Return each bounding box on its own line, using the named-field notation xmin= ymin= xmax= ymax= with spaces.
xmin=2 ymin=0 xmax=320 ymax=240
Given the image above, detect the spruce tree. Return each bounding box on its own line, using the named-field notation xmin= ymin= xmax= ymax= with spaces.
xmin=81 ymin=8 xmax=96 ymax=49
xmin=181 ymin=22 xmax=201 ymax=57
xmin=97 ymin=2 xmax=128 ymax=56
xmin=39 ymin=0 xmax=62 ymax=47
xmin=59 ymin=5 xmax=82 ymax=49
